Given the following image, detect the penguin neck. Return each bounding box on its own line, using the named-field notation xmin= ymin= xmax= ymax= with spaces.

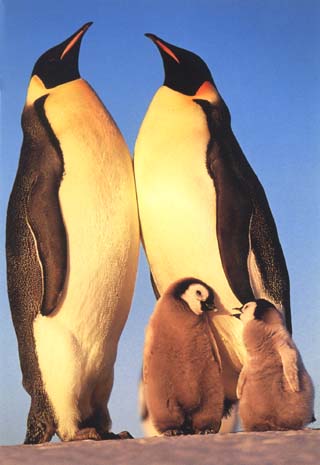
xmin=192 ymin=80 xmax=221 ymax=104
xmin=138 ymin=85 xmax=221 ymax=144
xmin=25 ymin=75 xmax=47 ymax=106
xmin=152 ymin=85 xmax=195 ymax=111
xmin=157 ymin=82 xmax=221 ymax=106
xmin=138 ymin=85 xmax=210 ymax=144
xmin=158 ymin=295 xmax=200 ymax=326
xmin=243 ymin=321 xmax=277 ymax=358
xmin=25 ymin=75 xmax=83 ymax=107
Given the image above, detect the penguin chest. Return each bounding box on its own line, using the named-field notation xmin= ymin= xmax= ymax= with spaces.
xmin=44 ymin=80 xmax=138 ymax=358
xmin=135 ymin=87 xmax=240 ymax=311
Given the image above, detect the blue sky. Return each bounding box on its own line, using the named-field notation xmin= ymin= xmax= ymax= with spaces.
xmin=1 ymin=0 xmax=319 ymax=444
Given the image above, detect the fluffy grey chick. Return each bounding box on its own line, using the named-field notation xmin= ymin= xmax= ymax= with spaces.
xmin=235 ymin=299 xmax=315 ymax=431
xmin=143 ymin=278 xmax=224 ymax=436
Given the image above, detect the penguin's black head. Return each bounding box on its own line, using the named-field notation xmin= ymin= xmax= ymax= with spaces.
xmin=170 ymin=278 xmax=216 ymax=315
xmin=145 ymin=33 xmax=214 ymax=96
xmin=31 ymin=22 xmax=92 ymax=89
xmin=238 ymin=299 xmax=284 ymax=326
xmin=253 ymin=299 xmax=284 ymax=325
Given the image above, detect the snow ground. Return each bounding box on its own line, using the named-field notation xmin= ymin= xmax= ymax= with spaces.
xmin=1 ymin=429 xmax=319 ymax=465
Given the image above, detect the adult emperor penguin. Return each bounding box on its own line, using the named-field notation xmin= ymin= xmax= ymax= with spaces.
xmin=143 ymin=278 xmax=224 ymax=435
xmin=134 ymin=34 xmax=291 ymax=432
xmin=235 ymin=300 xmax=314 ymax=431
xmin=6 ymin=23 xmax=139 ymax=443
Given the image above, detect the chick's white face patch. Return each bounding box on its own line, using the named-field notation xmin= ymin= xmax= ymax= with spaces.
xmin=181 ymin=283 xmax=209 ymax=315
xmin=240 ymin=302 xmax=257 ymax=326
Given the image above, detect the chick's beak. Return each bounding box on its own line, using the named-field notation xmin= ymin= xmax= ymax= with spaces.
xmin=231 ymin=306 xmax=243 ymax=319
xmin=233 ymin=313 xmax=242 ymax=319
xmin=201 ymin=301 xmax=218 ymax=312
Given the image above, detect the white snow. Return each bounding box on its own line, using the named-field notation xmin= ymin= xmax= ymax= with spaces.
xmin=0 ymin=429 xmax=319 ymax=465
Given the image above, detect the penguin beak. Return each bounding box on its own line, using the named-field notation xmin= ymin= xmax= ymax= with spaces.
xmin=31 ymin=22 xmax=93 ymax=89
xmin=145 ymin=33 xmax=180 ymax=64
xmin=201 ymin=301 xmax=217 ymax=312
xmin=232 ymin=306 xmax=243 ymax=319
xmin=60 ymin=22 xmax=93 ymax=60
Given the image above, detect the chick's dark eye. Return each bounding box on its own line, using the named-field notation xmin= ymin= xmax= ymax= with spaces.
xmin=196 ymin=290 xmax=202 ymax=297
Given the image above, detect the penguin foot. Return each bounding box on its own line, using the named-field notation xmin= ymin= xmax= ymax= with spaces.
xmin=24 ymin=409 xmax=56 ymax=444
xmin=197 ymin=428 xmax=219 ymax=435
xmin=100 ymin=430 xmax=134 ymax=440
xmin=24 ymin=424 xmax=55 ymax=445
xmin=71 ymin=427 xmax=101 ymax=441
xmin=118 ymin=430 xmax=134 ymax=439
xmin=164 ymin=429 xmax=184 ymax=437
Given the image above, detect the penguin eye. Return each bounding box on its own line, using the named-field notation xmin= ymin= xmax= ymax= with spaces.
xmin=196 ymin=290 xmax=202 ymax=297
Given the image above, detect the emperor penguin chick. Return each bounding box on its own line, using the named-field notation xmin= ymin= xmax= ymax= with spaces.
xmin=236 ymin=300 xmax=315 ymax=431
xmin=143 ymin=278 xmax=224 ymax=436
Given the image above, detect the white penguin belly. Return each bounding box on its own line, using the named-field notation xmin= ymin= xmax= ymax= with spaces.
xmin=57 ymin=138 xmax=131 ymax=373
xmin=135 ymin=87 xmax=240 ymax=309
xmin=33 ymin=80 xmax=139 ymax=437
xmin=135 ymin=86 xmax=245 ymax=370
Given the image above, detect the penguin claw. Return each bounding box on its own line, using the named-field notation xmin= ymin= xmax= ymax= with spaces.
xmin=100 ymin=430 xmax=134 ymax=440
xmin=72 ymin=427 xmax=101 ymax=441
xmin=198 ymin=428 xmax=218 ymax=435
xmin=118 ymin=430 xmax=134 ymax=439
xmin=164 ymin=429 xmax=184 ymax=437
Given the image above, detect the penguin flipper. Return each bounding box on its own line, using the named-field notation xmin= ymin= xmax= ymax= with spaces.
xmin=206 ymin=144 xmax=254 ymax=301
xmin=213 ymin=162 xmax=254 ymax=304
xmin=150 ymin=272 xmax=160 ymax=299
xmin=25 ymin=96 xmax=68 ymax=316
xmin=27 ymin=174 xmax=67 ymax=316
xmin=25 ymin=95 xmax=67 ymax=316
xmin=249 ymin=203 xmax=292 ymax=333
xmin=236 ymin=368 xmax=246 ymax=399
xmin=277 ymin=341 xmax=300 ymax=392
xmin=194 ymin=98 xmax=254 ymax=304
